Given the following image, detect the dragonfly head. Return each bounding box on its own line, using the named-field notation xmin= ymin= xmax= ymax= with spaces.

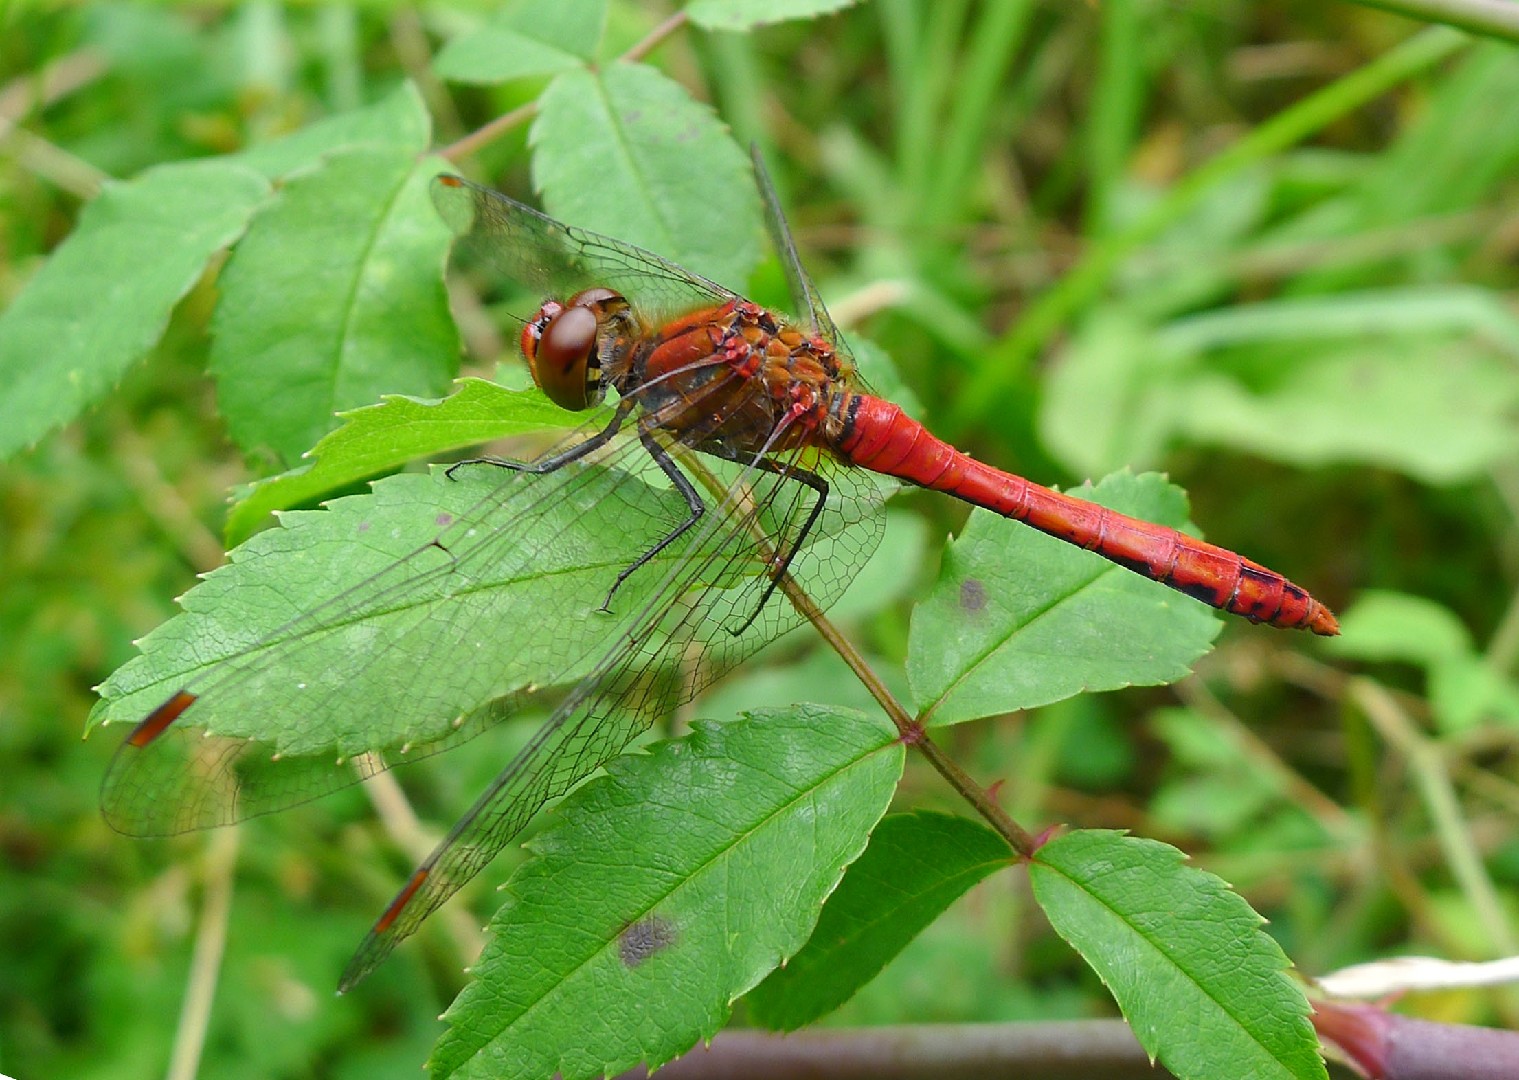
xmin=521 ymin=287 xmax=631 ymax=412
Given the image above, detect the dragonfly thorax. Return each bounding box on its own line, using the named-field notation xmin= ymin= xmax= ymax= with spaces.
xmin=521 ymin=287 xmax=636 ymax=411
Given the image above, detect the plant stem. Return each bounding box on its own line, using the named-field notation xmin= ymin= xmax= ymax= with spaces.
xmin=617 ymin=1020 xmax=1176 ymax=1079
xmin=165 ymin=827 xmax=238 ymax=1080
xmin=1346 ymin=676 xmax=1517 ymax=954
xmin=1348 ymin=0 xmax=1519 ymax=43
xmin=776 ymin=570 xmax=1037 ymax=858
xmin=678 ymin=453 xmax=1035 ymax=858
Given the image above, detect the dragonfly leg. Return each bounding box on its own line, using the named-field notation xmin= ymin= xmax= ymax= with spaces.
xmin=726 ymin=455 xmax=829 ymax=636
xmin=444 ymin=453 xmax=523 ymax=479
xmin=444 ymin=398 xmax=637 ymax=481
xmin=599 ymin=431 xmax=706 ymax=614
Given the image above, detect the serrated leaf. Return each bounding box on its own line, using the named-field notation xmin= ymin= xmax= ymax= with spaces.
xmin=688 ymin=0 xmax=860 ymax=31
xmin=746 ymin=811 xmax=1010 ymax=1031
xmin=210 ymin=148 xmax=459 ymax=462
xmin=531 ymin=64 xmax=760 ymax=287
xmin=89 ymin=455 xmax=685 ymax=754
xmin=908 ymin=472 xmax=1221 ymax=727
xmin=434 ymin=0 xmax=606 ymax=84
xmin=1029 ymin=830 xmax=1326 ymax=1080
xmin=223 ymin=380 xmax=577 ymax=546
xmin=0 ymin=159 xmax=269 ymax=458
xmin=235 ymin=81 xmax=432 ymax=179
xmin=429 ymin=706 xmax=903 ymax=1080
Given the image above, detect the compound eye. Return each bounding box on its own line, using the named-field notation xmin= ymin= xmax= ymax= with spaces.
xmin=532 ymin=304 xmax=599 ymax=411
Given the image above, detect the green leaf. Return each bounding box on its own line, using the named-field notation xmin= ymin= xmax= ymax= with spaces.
xmin=1029 ymin=830 xmax=1326 ymax=1080
xmin=1176 ymin=337 xmax=1519 ymax=484
xmin=746 ymin=811 xmax=1010 ymax=1031
xmin=429 ymin=706 xmax=903 ymax=1080
xmin=434 ymin=0 xmax=606 ymax=84
xmin=687 ymin=0 xmax=861 ymax=31
xmin=1428 ymin=653 xmax=1519 ymax=733
xmin=234 ymin=81 xmax=432 ymax=179
xmin=1324 ymin=590 xmax=1472 ymax=664
xmin=1039 ymin=309 xmax=1182 ymax=477
xmin=1168 ymin=287 xmax=1519 ymax=483
xmin=1148 ymin=705 xmax=1289 ymax=843
xmin=846 ymin=333 xmax=924 ymax=420
xmin=210 ymin=148 xmax=460 ymax=462
xmin=1042 ymin=288 xmax=1519 ymax=483
xmin=1322 ymin=592 xmax=1519 ymax=733
xmin=223 ymin=380 xmax=578 ymax=546
xmin=531 ymin=64 xmax=761 ymax=287
xmin=908 ymin=472 xmax=1221 ymax=727
xmin=89 ymin=453 xmax=687 ymax=754
xmin=701 ymin=645 xmax=912 ymax=722
xmin=0 ymin=159 xmax=269 ymax=458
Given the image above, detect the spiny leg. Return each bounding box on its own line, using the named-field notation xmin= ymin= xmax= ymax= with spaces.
xmin=444 ymin=397 xmax=637 ymax=481
xmin=722 ymin=454 xmax=829 ymax=636
xmin=598 ymin=430 xmax=707 ymax=614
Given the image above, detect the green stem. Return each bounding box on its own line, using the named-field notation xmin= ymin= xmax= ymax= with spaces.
xmin=1349 ymin=0 xmax=1519 ymax=43
xmin=1349 ymin=676 xmax=1517 ymax=954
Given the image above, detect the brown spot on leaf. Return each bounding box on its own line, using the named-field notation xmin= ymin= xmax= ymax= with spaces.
xmin=619 ymin=916 xmax=677 ymax=967
xmin=960 ymin=578 xmax=988 ymax=612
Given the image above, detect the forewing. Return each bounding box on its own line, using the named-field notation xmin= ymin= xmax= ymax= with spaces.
xmin=338 ymin=431 xmax=888 ymax=989
xmin=749 ymin=147 xmax=847 ymax=355
xmin=431 ymin=175 xmax=737 ymax=325
xmin=97 ymin=412 xmax=696 ymax=836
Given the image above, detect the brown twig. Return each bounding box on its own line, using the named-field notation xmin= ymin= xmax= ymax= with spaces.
xmin=0 ymin=47 xmax=112 ymax=197
xmin=776 ymin=572 xmax=1036 ymax=857
xmin=165 ymin=827 xmax=239 ymax=1080
xmin=1275 ymin=652 xmax=1518 ymax=955
xmin=614 ymin=1020 xmax=1179 ymax=1080
xmin=679 ymin=452 xmax=1035 ymax=859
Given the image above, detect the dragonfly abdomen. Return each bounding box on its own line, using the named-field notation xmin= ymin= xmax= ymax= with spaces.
xmin=835 ymin=394 xmax=1338 ymax=635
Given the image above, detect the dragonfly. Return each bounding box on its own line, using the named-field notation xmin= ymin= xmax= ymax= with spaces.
xmin=98 ymin=150 xmax=1338 ymax=993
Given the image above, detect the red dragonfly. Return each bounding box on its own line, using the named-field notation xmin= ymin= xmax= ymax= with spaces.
xmin=99 ymin=153 xmax=1337 ymax=992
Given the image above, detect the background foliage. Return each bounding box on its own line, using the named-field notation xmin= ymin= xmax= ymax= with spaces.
xmin=4 ymin=1 xmax=1519 ymax=1078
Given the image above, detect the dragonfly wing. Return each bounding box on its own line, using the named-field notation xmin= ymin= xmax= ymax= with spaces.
xmin=432 ymin=176 xmax=738 ymax=324
xmin=338 ymin=654 xmax=651 ymax=992
xmin=338 ymin=439 xmax=888 ymax=990
xmin=99 ymin=695 xmax=518 ymax=836
xmin=749 ymin=147 xmax=847 ymax=353
xmin=97 ymin=415 xmax=695 ymax=836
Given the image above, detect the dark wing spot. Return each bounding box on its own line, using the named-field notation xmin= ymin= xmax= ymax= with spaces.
xmin=126 ymin=690 xmax=198 ymax=747
xmin=960 ymin=578 xmax=988 ymax=612
xmin=618 ymin=916 xmax=677 ymax=967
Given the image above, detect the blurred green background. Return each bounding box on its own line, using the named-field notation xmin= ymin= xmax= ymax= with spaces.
xmin=4 ymin=2 xmax=1519 ymax=1077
